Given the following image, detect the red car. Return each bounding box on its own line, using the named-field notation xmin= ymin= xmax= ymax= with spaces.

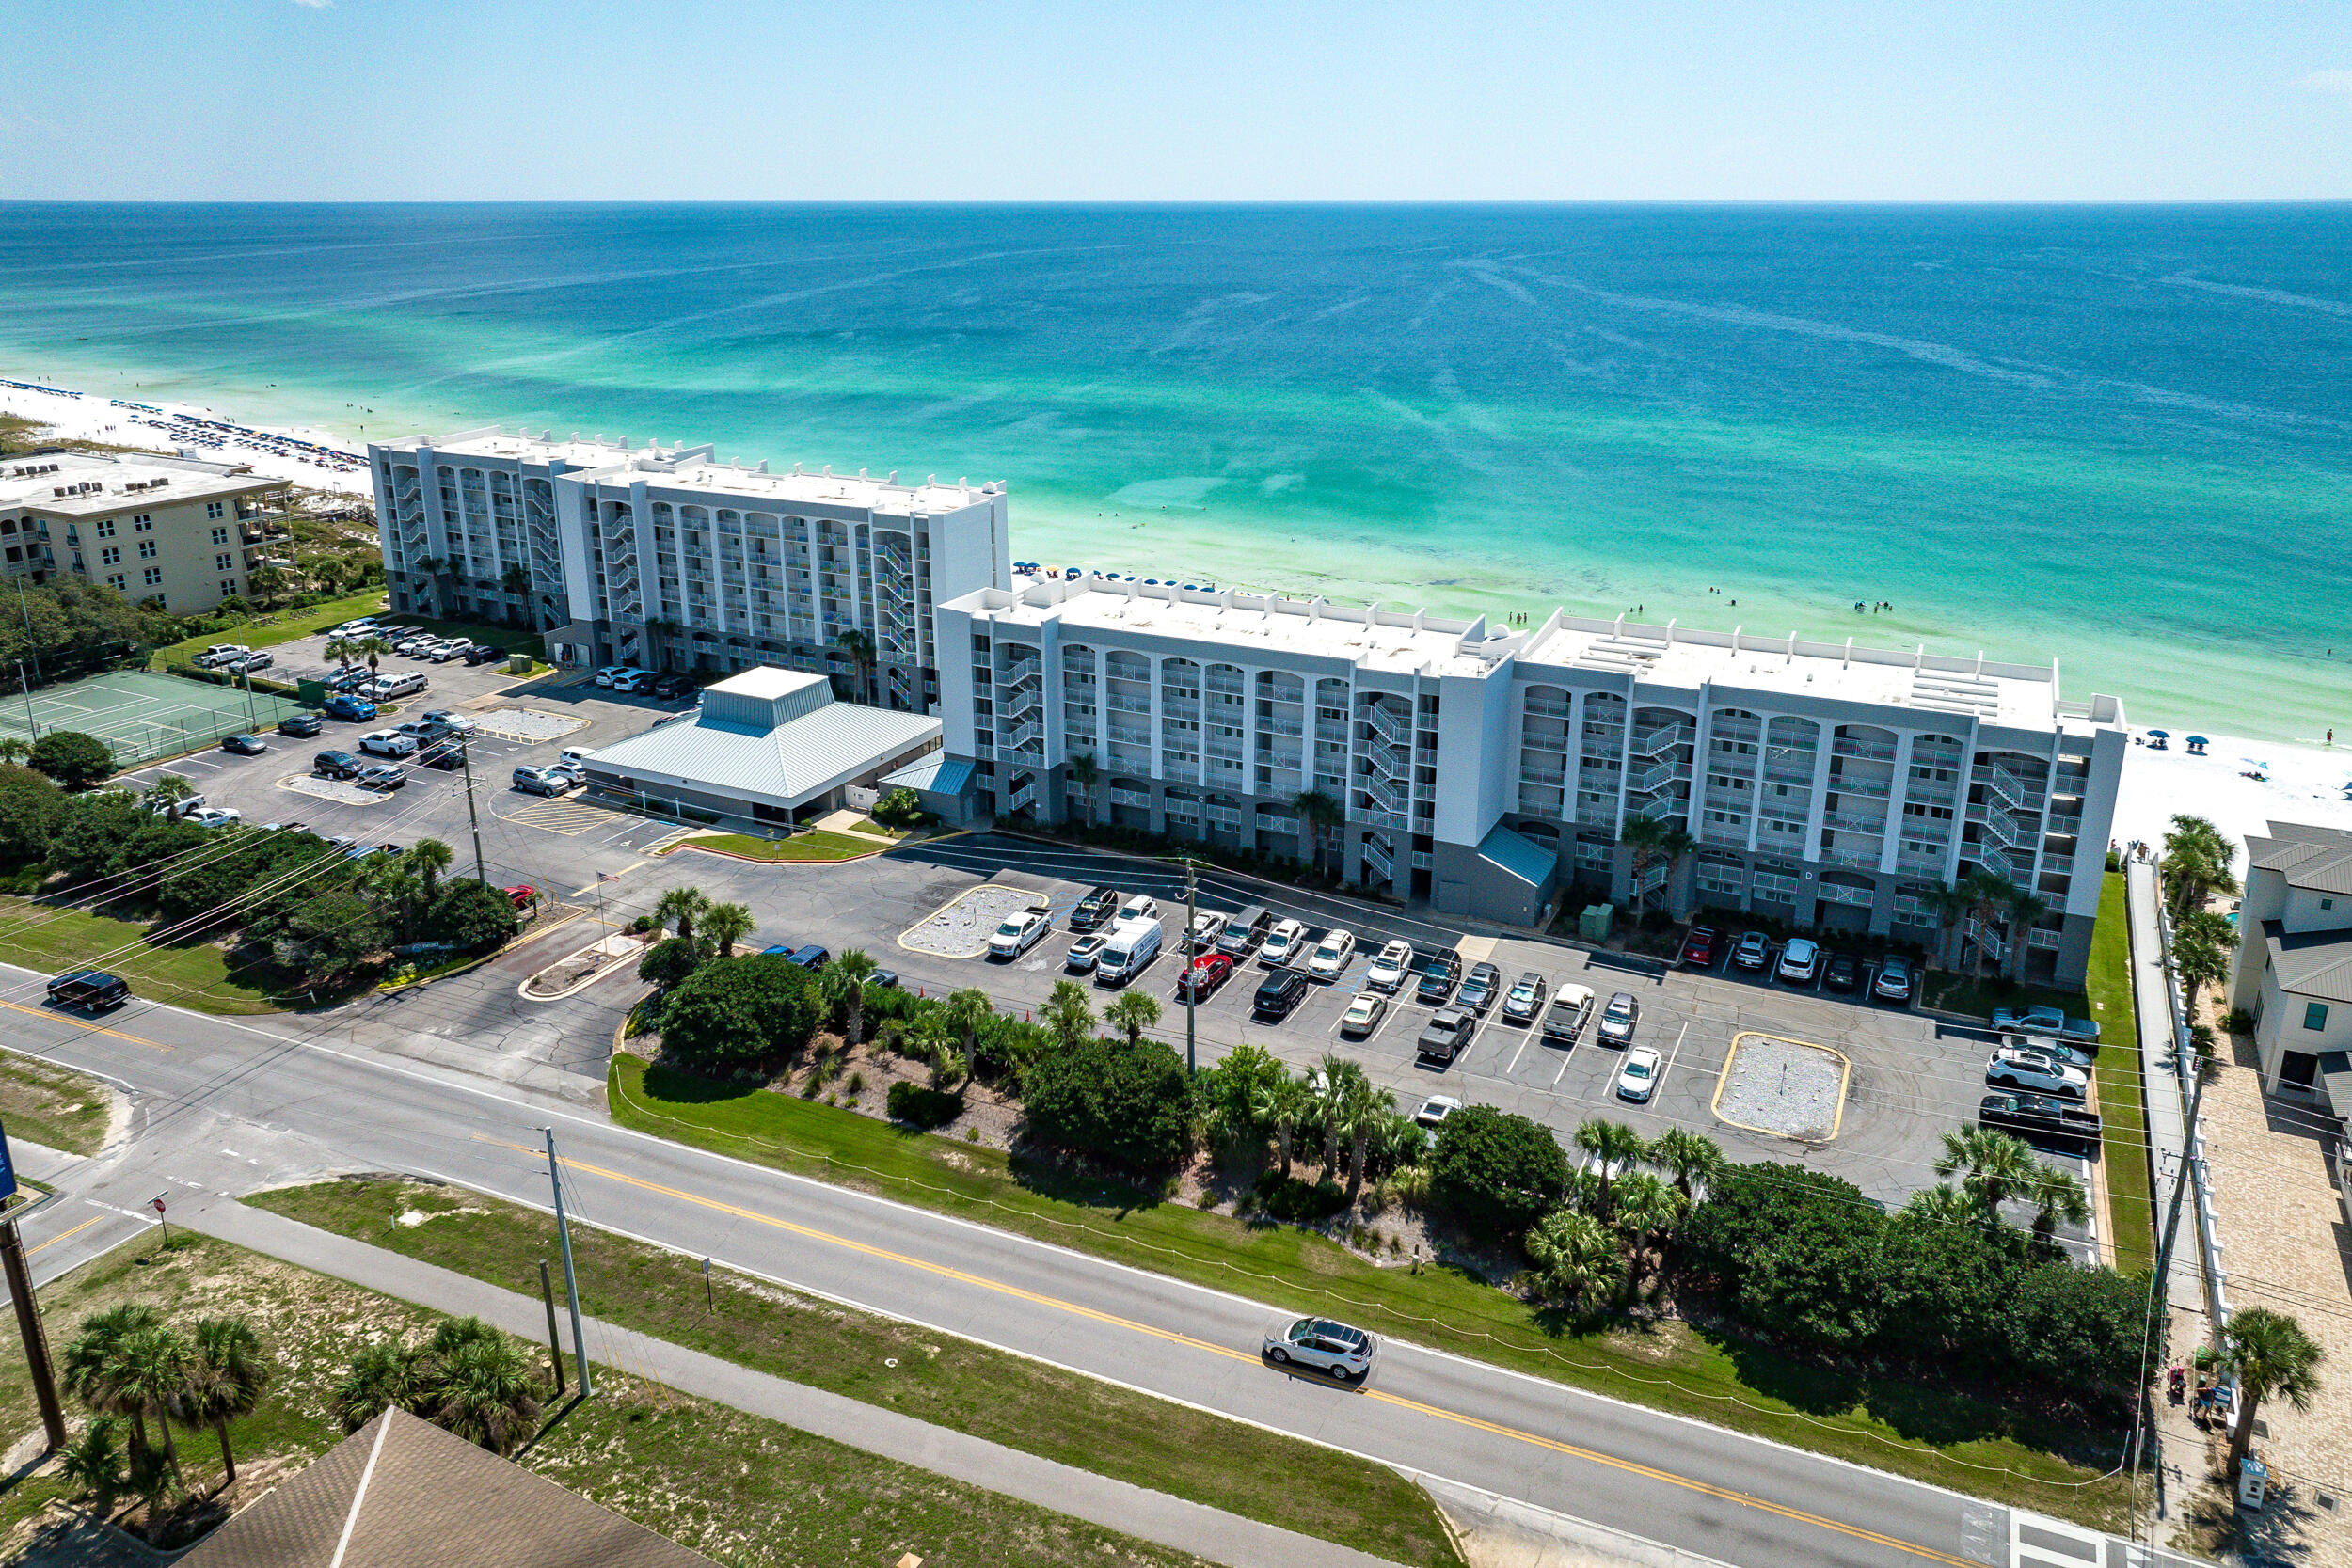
xmin=504 ymin=884 xmax=538 ymax=910
xmin=1178 ymin=952 xmax=1233 ymax=996
xmin=1679 ymin=926 xmax=1718 ymax=967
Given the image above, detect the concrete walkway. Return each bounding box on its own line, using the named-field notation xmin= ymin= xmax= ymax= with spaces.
xmin=181 ymin=1196 xmax=1407 ymax=1568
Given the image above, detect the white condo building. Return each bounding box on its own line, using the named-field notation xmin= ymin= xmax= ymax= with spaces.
xmin=935 ymin=579 xmax=2127 ymax=986
xmin=367 ymin=429 xmax=1009 ymax=712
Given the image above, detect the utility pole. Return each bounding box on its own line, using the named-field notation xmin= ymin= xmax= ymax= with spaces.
xmin=13 ymin=661 xmax=36 ymax=739
xmin=540 ymin=1128 xmax=592 ymax=1398
xmin=0 ymin=1123 xmax=63 ymax=1450
xmin=459 ymin=733 xmax=488 ymax=884
xmin=536 ymin=1259 xmax=566 ymax=1397
xmin=13 ymin=578 xmax=40 ymax=689
xmin=2131 ymin=1037 xmax=2212 ymax=1545
xmin=1184 ymin=859 xmax=1199 ymax=1078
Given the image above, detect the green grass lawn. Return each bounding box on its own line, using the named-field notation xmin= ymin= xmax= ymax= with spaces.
xmin=371 ymin=610 xmax=548 ymax=666
xmin=2085 ymin=873 xmax=2155 ymax=1276
xmin=254 ymin=1178 xmax=1463 ymax=1568
xmin=3 ymin=1229 xmax=1221 ymax=1568
xmin=671 ymin=830 xmax=882 ymax=863
xmin=150 ymin=588 xmax=389 ymax=669
xmin=1918 ymin=969 xmax=2088 ymax=1022
xmin=609 ymin=1053 xmax=2137 ymax=1531
xmin=0 ymin=893 xmax=280 ymax=1014
xmin=0 ymin=1051 xmax=113 ymax=1154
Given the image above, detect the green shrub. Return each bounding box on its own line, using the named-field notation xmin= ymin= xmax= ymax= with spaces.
xmin=423 ymin=878 xmax=521 ymax=951
xmin=658 ymin=954 xmax=822 ymax=1069
xmin=26 ymin=730 xmax=114 ymax=789
xmin=871 ymin=786 xmax=923 ymax=829
xmin=886 ymin=1081 xmax=962 ymax=1128
xmin=1429 ymin=1106 xmax=1568 ymax=1237
xmin=637 ymin=935 xmax=704 ymax=991
xmin=1253 ymin=1171 xmax=1346 ymax=1223
xmin=0 ymin=764 xmax=61 ymax=863
xmin=1020 ymin=1035 xmax=1195 ymax=1171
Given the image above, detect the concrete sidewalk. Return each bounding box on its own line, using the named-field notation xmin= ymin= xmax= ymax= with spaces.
xmin=180 ymin=1194 xmax=1408 ymax=1568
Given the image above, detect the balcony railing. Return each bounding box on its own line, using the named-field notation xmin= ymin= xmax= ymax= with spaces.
xmin=1518 ymin=789 xmax=1564 ymax=816
xmin=1365 ymin=702 xmax=1410 ymax=747
xmin=1832 ymin=735 xmax=1898 ymax=762
xmin=1110 ymin=787 xmax=1152 ymax=809
xmin=1362 ymin=839 xmax=1395 ymax=882
xmin=1629 ymin=722 xmax=1694 ymax=757
xmin=1520 ymin=763 xmax=1567 ymax=788
xmin=1824 ymin=772 xmax=1892 ymax=800
xmin=1356 ymin=807 xmax=1408 ymax=832
xmin=1823 ymin=810 xmax=1886 ymax=835
xmin=1816 ymin=846 xmax=1882 ymax=870
xmin=1818 ymin=882 xmax=1875 ymax=908
xmin=1522 ymin=693 xmax=1571 ymax=719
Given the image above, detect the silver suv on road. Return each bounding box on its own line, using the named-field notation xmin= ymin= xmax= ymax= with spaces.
xmin=1262 ymin=1316 xmax=1376 ymax=1382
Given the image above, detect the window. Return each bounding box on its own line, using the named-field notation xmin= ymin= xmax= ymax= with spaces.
xmin=137 ymin=540 xmax=156 ymax=560
xmin=2304 ymin=1002 xmax=2330 ymax=1032
xmin=215 ymin=553 xmax=234 ymax=572
xmin=219 ymin=579 xmax=237 ymax=598
xmin=106 ymin=574 xmax=126 ymax=591
xmin=143 ymin=566 xmax=163 ymax=587
xmin=206 ymin=501 xmax=225 ymax=519
xmin=2324 ymin=898 xmax=2336 ymax=911
xmin=211 ymin=526 xmax=229 ymax=546
xmin=95 ymin=519 xmax=115 ymax=538
xmin=100 ymin=546 xmax=119 ymax=566
xmin=133 ymin=514 xmax=152 ymax=532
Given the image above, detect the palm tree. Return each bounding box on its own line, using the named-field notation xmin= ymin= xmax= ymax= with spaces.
xmin=115 ymin=1324 xmax=197 ymax=1478
xmin=1959 ymin=867 xmax=2015 ymax=978
xmin=1262 ymin=1072 xmax=1311 ymax=1178
xmin=182 ymin=1317 xmax=270 ymax=1487
xmin=904 ymin=1010 xmax=954 ymax=1066
xmin=351 ymin=632 xmax=389 ymax=682
xmin=1042 ymin=979 xmax=1096 ymax=1049
xmin=332 ymin=1339 xmax=423 ymax=1432
xmin=1574 ymin=1117 xmax=1647 ymax=1219
xmin=363 ymin=857 xmax=426 ymax=943
xmin=654 ymin=885 xmax=710 ymax=945
xmin=1647 ymin=1128 xmax=1725 ymax=1202
xmin=946 ymin=987 xmax=993 ymax=1058
xmin=829 ymin=948 xmax=880 ymax=1042
xmin=1901 ymin=1184 xmax=1979 ymax=1227
xmin=1067 ymin=752 xmax=1100 ymax=827
xmin=1611 ymin=1170 xmax=1686 ymax=1286
xmin=64 ymin=1304 xmax=166 ymax=1461
xmin=421 ymin=1326 xmax=543 ymax=1456
xmin=501 ymin=563 xmax=530 ymax=627
xmin=2022 ymin=1164 xmax=2090 ymax=1252
xmin=834 ymin=629 xmax=878 ymax=705
xmin=408 ymin=838 xmax=454 ymax=904
xmin=2174 ymin=907 xmax=2240 ymax=1015
xmin=2003 ymin=889 xmax=2050 ymax=981
xmin=58 ymin=1415 xmax=126 ymax=1514
xmin=1525 ymin=1209 xmax=1625 ymax=1308
xmin=702 ymin=901 xmax=755 ymax=959
xmin=144 ymin=774 xmax=199 ymax=824
xmin=1311 ymin=1056 xmax=1368 ymax=1175
xmin=1920 ymin=880 xmax=1975 ymax=971
xmin=1619 ymin=813 xmax=1671 ymax=911
xmin=1291 ymin=789 xmax=1345 ymax=879
xmin=2220 ymin=1307 xmax=2325 ymax=1480
xmin=1933 ymin=1126 xmax=2036 ymax=1224
xmin=1339 ymin=1074 xmax=1396 ymax=1207
xmin=325 ymin=633 xmax=360 ymax=674
xmin=1104 ymin=990 xmax=1162 ymax=1046
xmin=413 ymin=557 xmax=448 ymax=615
xmin=2164 ymin=814 xmax=2237 ymax=917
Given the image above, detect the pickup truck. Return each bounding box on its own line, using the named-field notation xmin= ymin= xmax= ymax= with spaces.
xmin=1991 ymin=1005 xmax=2101 ymax=1047
xmin=1541 ymin=983 xmax=1596 ymax=1046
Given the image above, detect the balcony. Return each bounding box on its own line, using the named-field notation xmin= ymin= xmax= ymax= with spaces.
xmin=1824 ymin=772 xmax=1892 ymax=800
xmin=1522 ymin=693 xmax=1570 ymax=719
xmin=1576 ymin=804 xmax=1618 ymax=829
xmin=2045 ymin=813 xmax=2083 ymax=839
xmin=1520 ymin=762 xmax=1567 ymax=788
xmin=1110 ymin=786 xmax=1152 ymax=809
xmin=1816 ymin=846 xmax=1882 ymax=870
xmin=1823 ymin=810 xmax=1886 ymax=835
xmin=1259 ymin=714 xmax=1304 ymax=738
xmin=1518 ymin=789 xmax=1565 ymax=817
xmin=1832 ymin=735 xmax=1898 ymax=762
xmin=1161 ymin=759 xmax=1199 ymax=784
xmin=1896 ymin=851 xmax=1950 ymax=876
xmin=1108 ymin=722 xmax=1152 ymax=747
xmin=1818 ymin=882 xmax=1875 ymax=909
xmin=1356 ymin=807 xmax=1408 ymax=832
xmin=1105 ymin=694 xmax=1152 ymax=716
xmin=1259 ymin=814 xmax=1301 ymax=836
xmin=1751 ymin=873 xmax=1801 ymax=900
xmin=1699 ymin=820 xmax=1749 ymax=847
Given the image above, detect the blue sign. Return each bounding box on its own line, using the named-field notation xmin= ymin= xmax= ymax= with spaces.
xmin=0 ymin=1117 xmax=16 ymax=1202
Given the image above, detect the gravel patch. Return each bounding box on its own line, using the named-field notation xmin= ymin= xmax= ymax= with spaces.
xmin=278 ymin=774 xmax=389 ymax=807
xmin=471 ymin=706 xmax=590 ymax=743
xmin=899 ymin=885 xmax=1048 ymax=959
xmin=1713 ymin=1033 xmax=1850 ymax=1142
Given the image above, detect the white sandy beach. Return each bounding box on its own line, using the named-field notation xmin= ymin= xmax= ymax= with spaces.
xmin=0 ymin=378 xmax=372 ymax=497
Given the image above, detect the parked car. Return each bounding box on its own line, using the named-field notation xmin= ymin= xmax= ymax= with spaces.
xmin=511 ymin=765 xmax=574 ymax=796
xmin=1178 ymin=953 xmax=1234 ymax=997
xmin=1306 ymin=927 xmax=1356 ymax=978
xmin=1183 ymin=910 xmax=1229 ymax=955
xmin=394 ymin=719 xmax=449 ymax=745
xmin=1824 ymin=951 xmax=1861 ymax=993
xmin=194 ymin=643 xmax=250 ymax=669
xmin=421 ymin=709 xmax=475 ymax=733
xmin=220 ymin=733 xmax=267 ymax=755
xmin=1457 ymin=961 xmax=1502 ymax=1013
xmin=278 ymin=712 xmax=324 ymax=737
xmin=1259 ymin=918 xmax=1308 ymax=967
xmin=1415 ymin=948 xmax=1463 ymax=1005
xmin=1094 ymin=917 xmax=1163 ymax=986
xmin=1070 ymin=886 xmax=1120 ymax=930
xmin=1118 ymin=894 xmax=1160 ymax=924
xmin=1992 ymin=1005 xmax=2101 ymax=1046
xmin=652 ymin=673 xmax=693 ymax=699
xmin=326 ymin=667 xmax=372 ymax=692
xmin=1253 ymin=968 xmax=1309 ymax=1019
xmin=464 ymin=644 xmax=508 ymax=666
xmin=1364 ymin=940 xmax=1415 ymax=992
xmin=1339 ymin=990 xmax=1387 ymax=1037
xmin=503 ymin=884 xmax=537 ymax=910
xmin=1732 ymin=930 xmax=1772 ymax=971
xmin=143 ymin=791 xmax=202 ymax=816
xmin=1597 ymin=991 xmax=1641 ymax=1046
xmin=1776 ymin=937 xmax=1821 ymax=985
xmin=988 ymin=911 xmax=1051 ymax=959
xmin=1985 ymin=1046 xmax=2089 ymax=1101
xmin=1262 ymin=1317 xmax=1375 ymax=1383
xmin=356 ymin=764 xmax=406 ymax=791
xmin=593 ymin=666 xmax=628 ymax=688
xmin=1064 ymin=933 xmax=1109 ymax=973
xmin=612 ymin=670 xmax=657 ymax=692
xmin=2018 ymin=1037 xmax=2095 ymax=1071
xmin=1979 ymin=1091 xmax=2102 ymax=1146
xmin=1502 ymin=971 xmax=1549 ymax=1022
xmin=1214 ymin=905 xmax=1274 ymax=957
xmin=1679 ymin=925 xmax=1718 ymax=967
xmin=1615 ymin=1045 xmax=1663 ymax=1102
xmin=359 ymin=729 xmax=417 ymax=758
xmin=427 ymin=640 xmax=474 ymax=663
xmin=185 ymin=806 xmax=243 ymax=827
xmin=1416 ymin=1006 xmax=1474 ymax=1064
xmin=322 ymin=694 xmax=378 ymax=722
xmin=783 ymin=945 xmax=830 ymax=971
xmin=1873 ymin=956 xmax=1915 ymax=1003
xmin=313 ymin=750 xmax=363 ymax=780
xmin=1412 ymin=1095 xmax=1462 ymax=1129
xmin=225 ymin=650 xmax=275 ymax=674
xmin=1541 ymin=983 xmax=1596 ymax=1046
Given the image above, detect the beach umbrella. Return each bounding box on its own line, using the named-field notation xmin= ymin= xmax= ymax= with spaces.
xmin=2147 ymin=729 xmax=2170 ymax=738
xmin=2187 ymin=736 xmax=2209 ymax=745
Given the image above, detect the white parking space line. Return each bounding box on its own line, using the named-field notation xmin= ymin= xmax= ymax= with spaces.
xmin=1504 ymin=1030 xmax=1530 ymax=1076
xmin=1551 ymin=1044 xmax=1578 ymax=1086
xmin=1654 ymin=1022 xmax=1688 ymax=1099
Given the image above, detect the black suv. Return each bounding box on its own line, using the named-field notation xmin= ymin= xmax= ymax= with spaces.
xmin=463 ymin=644 xmax=508 ymax=666
xmin=653 ymin=673 xmax=694 ymax=699
xmin=1069 ymin=886 xmax=1120 ymax=931
xmin=1824 ymin=951 xmax=1861 ymax=992
xmin=1457 ymin=961 xmax=1502 ymax=1013
xmin=313 ymin=750 xmax=362 ymax=780
xmin=1253 ymin=968 xmax=1309 ymax=1019
xmin=1415 ymin=948 xmax=1462 ymax=1005
xmin=278 ymin=712 xmax=325 ymax=737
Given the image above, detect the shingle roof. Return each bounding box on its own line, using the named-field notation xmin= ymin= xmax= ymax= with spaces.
xmin=180 ymin=1407 xmax=717 ymax=1568
xmin=2247 ymin=822 xmax=2352 ymax=897
xmin=2262 ymin=919 xmax=2352 ymax=1005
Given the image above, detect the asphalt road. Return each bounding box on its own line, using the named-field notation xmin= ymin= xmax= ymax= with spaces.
xmin=0 ymin=961 xmax=2150 ymax=1568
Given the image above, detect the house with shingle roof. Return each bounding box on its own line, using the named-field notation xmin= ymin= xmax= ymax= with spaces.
xmin=2229 ymin=821 xmax=2352 ymax=1118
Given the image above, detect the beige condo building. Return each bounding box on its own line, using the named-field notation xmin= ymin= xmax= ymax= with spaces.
xmin=0 ymin=451 xmax=287 ymax=613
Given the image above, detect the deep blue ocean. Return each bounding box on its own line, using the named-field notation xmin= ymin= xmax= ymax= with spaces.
xmin=0 ymin=203 xmax=2345 ymax=739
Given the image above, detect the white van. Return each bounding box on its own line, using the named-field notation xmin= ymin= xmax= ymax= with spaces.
xmin=365 ymin=672 xmax=428 ymax=701
xmin=1093 ymin=916 xmax=1163 ymax=988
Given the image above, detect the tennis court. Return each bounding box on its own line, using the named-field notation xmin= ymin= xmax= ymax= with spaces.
xmin=0 ymin=670 xmax=305 ymax=768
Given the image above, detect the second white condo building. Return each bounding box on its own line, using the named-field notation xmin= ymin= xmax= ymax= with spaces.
xmin=367 ymin=428 xmax=1009 ymax=713
xmin=935 ymin=578 xmax=2126 ymax=986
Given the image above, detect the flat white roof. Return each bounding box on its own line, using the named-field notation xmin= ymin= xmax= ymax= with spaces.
xmin=708 ymin=666 xmax=825 ymax=702
xmin=1 ymin=451 xmax=276 ymax=515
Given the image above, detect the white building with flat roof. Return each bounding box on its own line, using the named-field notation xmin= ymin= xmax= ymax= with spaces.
xmin=367 ymin=428 xmax=1009 ymax=713
xmin=936 ymin=579 xmax=2127 ymax=985
xmin=1 ymin=451 xmax=285 ymax=612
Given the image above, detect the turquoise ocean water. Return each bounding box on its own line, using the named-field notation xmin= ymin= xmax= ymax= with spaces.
xmin=0 ymin=203 xmax=2344 ymax=742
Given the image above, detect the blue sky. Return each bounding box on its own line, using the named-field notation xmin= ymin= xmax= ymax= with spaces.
xmin=8 ymin=0 xmax=2350 ymax=200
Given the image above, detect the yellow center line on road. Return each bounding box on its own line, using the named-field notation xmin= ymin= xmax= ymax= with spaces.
xmin=26 ymin=1214 xmax=106 ymax=1257
xmin=0 ymin=996 xmax=172 ymax=1051
xmin=478 ymin=1133 xmax=1977 ymax=1567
